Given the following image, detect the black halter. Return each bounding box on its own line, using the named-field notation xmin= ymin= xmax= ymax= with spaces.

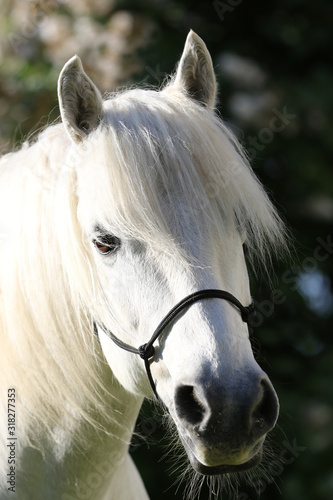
xmin=94 ymin=289 xmax=255 ymax=400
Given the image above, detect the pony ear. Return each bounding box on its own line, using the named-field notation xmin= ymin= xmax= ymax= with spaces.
xmin=172 ymin=30 xmax=217 ymax=109
xmin=58 ymin=55 xmax=103 ymax=144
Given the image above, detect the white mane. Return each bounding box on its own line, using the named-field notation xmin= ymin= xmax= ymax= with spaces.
xmin=0 ymin=74 xmax=286 ymax=486
xmin=79 ymin=85 xmax=285 ymax=262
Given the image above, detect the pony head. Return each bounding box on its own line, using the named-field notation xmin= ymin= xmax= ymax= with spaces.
xmin=57 ymin=31 xmax=285 ymax=476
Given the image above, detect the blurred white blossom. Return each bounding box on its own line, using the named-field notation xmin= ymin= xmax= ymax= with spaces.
xmin=0 ymin=0 xmax=153 ymax=149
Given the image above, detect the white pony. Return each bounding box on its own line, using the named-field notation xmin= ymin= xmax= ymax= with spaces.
xmin=0 ymin=31 xmax=286 ymax=499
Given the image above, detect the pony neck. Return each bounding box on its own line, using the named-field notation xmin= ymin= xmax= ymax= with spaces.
xmin=18 ymin=383 xmax=148 ymax=500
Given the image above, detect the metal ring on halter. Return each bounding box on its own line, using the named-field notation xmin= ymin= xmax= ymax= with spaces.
xmin=94 ymin=289 xmax=255 ymax=400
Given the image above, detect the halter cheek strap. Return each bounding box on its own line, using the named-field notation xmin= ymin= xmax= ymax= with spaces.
xmin=94 ymin=289 xmax=255 ymax=400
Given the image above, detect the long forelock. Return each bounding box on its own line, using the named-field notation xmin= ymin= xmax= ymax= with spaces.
xmin=85 ymin=87 xmax=286 ymax=271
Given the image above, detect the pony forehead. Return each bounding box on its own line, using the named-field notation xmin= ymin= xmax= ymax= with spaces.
xmin=79 ymin=90 xmax=226 ymax=224
xmin=97 ymin=87 xmax=240 ymax=181
xmin=101 ymin=87 xmax=218 ymax=141
xmin=75 ymin=85 xmax=285 ymax=265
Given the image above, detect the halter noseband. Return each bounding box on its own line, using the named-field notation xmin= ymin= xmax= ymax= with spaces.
xmin=94 ymin=289 xmax=255 ymax=399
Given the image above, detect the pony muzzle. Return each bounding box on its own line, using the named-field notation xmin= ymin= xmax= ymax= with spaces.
xmin=173 ymin=373 xmax=279 ymax=475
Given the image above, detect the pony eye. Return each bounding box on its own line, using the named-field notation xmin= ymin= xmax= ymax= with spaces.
xmin=93 ymin=235 xmax=121 ymax=255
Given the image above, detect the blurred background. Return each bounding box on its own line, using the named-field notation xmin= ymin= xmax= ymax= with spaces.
xmin=1 ymin=0 xmax=332 ymax=498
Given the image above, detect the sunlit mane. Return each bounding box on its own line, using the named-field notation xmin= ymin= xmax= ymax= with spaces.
xmin=81 ymin=86 xmax=285 ymax=265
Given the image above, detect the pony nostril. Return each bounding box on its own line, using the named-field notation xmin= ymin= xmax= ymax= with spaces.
xmin=175 ymin=385 xmax=206 ymax=426
xmin=252 ymin=378 xmax=279 ymax=433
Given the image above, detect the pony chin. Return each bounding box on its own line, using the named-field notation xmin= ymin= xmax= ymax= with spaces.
xmin=181 ymin=438 xmax=264 ymax=476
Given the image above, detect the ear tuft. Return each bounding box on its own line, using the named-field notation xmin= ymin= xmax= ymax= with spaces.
xmin=58 ymin=55 xmax=103 ymax=144
xmin=172 ymin=30 xmax=217 ymax=109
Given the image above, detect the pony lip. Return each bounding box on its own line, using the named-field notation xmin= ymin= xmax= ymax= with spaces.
xmin=180 ymin=433 xmax=264 ymax=476
xmin=189 ymin=449 xmax=263 ymax=476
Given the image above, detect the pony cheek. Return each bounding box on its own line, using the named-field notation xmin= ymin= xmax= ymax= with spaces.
xmin=149 ymin=358 xmax=174 ymax=403
xmin=98 ymin=332 xmax=147 ymax=396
